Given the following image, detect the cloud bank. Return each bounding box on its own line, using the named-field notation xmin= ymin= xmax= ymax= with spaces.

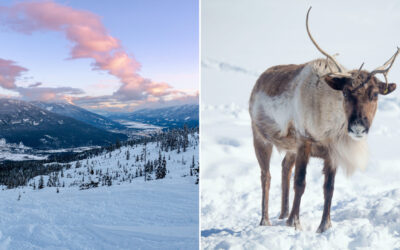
xmin=0 ymin=59 xmax=28 ymax=89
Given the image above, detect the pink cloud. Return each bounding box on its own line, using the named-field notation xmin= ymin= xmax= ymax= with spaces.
xmin=0 ymin=59 xmax=27 ymax=89
xmin=0 ymin=56 xmax=85 ymax=102
xmin=0 ymin=57 xmax=196 ymax=110
xmin=0 ymin=0 xmax=185 ymax=102
xmin=17 ymin=86 xmax=84 ymax=103
xmin=73 ymin=92 xmax=199 ymax=112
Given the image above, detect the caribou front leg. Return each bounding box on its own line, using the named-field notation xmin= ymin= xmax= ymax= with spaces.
xmin=286 ymin=142 xmax=310 ymax=230
xmin=316 ymin=159 xmax=336 ymax=233
xmin=279 ymin=153 xmax=296 ymax=219
xmin=252 ymin=126 xmax=273 ymax=226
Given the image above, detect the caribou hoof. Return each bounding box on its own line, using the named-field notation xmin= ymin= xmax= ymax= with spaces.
xmin=279 ymin=211 xmax=289 ymax=219
xmin=286 ymin=216 xmax=302 ymax=230
xmin=316 ymin=220 xmax=332 ymax=233
xmin=260 ymin=218 xmax=271 ymax=226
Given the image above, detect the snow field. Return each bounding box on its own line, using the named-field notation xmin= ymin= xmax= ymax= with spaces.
xmin=201 ymin=103 xmax=400 ymax=249
xmin=0 ymin=179 xmax=198 ymax=249
xmin=0 ymin=132 xmax=199 ymax=249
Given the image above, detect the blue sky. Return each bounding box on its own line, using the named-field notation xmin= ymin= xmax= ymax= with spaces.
xmin=0 ymin=0 xmax=198 ymax=111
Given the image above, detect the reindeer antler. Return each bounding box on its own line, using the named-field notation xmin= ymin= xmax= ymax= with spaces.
xmin=351 ymin=62 xmax=365 ymax=85
xmin=306 ymin=7 xmax=351 ymax=77
xmin=370 ymin=47 xmax=400 ymax=85
xmin=353 ymin=47 xmax=400 ymax=92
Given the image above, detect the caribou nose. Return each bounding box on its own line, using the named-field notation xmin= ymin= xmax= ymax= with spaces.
xmin=348 ymin=123 xmax=368 ymax=140
xmin=350 ymin=124 xmax=367 ymax=134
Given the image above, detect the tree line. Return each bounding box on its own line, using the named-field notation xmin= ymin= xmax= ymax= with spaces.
xmin=0 ymin=126 xmax=199 ymax=189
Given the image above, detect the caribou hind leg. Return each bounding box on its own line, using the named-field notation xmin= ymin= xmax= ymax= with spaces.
xmin=286 ymin=142 xmax=311 ymax=230
xmin=316 ymin=158 xmax=336 ymax=233
xmin=252 ymin=131 xmax=273 ymax=226
xmin=279 ymin=152 xmax=296 ymax=219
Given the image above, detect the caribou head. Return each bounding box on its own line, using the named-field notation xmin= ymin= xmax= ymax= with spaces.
xmin=306 ymin=7 xmax=399 ymax=140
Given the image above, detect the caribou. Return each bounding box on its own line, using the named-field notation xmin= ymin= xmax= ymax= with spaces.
xmin=249 ymin=7 xmax=399 ymax=233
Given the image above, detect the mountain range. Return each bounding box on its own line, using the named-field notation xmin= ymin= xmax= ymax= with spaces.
xmin=0 ymin=99 xmax=199 ymax=149
xmin=31 ymin=101 xmax=126 ymax=131
xmin=108 ymin=104 xmax=199 ymax=128
xmin=0 ymin=99 xmax=126 ymax=149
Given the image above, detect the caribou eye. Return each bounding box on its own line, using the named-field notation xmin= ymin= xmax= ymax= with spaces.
xmin=343 ymin=89 xmax=350 ymax=98
xmin=370 ymin=92 xmax=378 ymax=101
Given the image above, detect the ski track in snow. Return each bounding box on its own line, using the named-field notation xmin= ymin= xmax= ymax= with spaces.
xmin=0 ymin=180 xmax=198 ymax=249
xmin=201 ymin=102 xmax=400 ymax=249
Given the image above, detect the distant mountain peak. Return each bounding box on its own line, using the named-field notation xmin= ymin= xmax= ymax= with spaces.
xmin=108 ymin=104 xmax=199 ymax=128
xmin=30 ymin=101 xmax=126 ymax=131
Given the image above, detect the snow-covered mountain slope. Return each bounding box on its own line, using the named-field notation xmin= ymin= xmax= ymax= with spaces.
xmin=0 ymin=99 xmax=127 ymax=149
xmin=109 ymin=104 xmax=199 ymax=128
xmin=0 ymin=130 xmax=199 ymax=249
xmin=0 ymin=179 xmax=198 ymax=249
xmin=28 ymin=132 xmax=199 ymax=189
xmin=31 ymin=101 xmax=126 ymax=131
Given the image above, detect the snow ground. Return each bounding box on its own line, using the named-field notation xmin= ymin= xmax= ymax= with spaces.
xmin=0 ymin=179 xmax=198 ymax=249
xmin=201 ymin=103 xmax=400 ymax=249
xmin=201 ymin=1 xmax=400 ymax=249
xmin=0 ymin=134 xmax=199 ymax=249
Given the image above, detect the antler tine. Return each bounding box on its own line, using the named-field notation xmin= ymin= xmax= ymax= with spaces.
xmin=357 ymin=62 xmax=365 ymax=73
xmin=370 ymin=47 xmax=400 ymax=79
xmin=350 ymin=62 xmax=365 ymax=86
xmin=355 ymin=62 xmax=364 ymax=77
xmin=353 ymin=48 xmax=399 ymax=92
xmin=306 ymin=7 xmax=345 ymax=74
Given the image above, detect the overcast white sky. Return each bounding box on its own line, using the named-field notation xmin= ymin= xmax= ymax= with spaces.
xmin=202 ymin=0 xmax=400 ymax=104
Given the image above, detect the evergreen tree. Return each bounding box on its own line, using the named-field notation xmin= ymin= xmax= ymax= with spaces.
xmin=190 ymin=155 xmax=195 ymax=176
xmin=156 ymin=156 xmax=167 ymax=179
xmin=191 ymin=155 xmax=195 ymax=168
xmin=183 ymin=124 xmax=189 ymax=152
xmin=107 ymin=176 xmax=112 ymax=186
xmin=158 ymin=150 xmax=162 ymax=168
xmin=116 ymin=138 xmax=121 ymax=149
xmin=38 ymin=175 xmax=44 ymax=189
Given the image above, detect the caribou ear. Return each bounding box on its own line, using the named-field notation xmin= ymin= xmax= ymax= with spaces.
xmin=324 ymin=75 xmax=349 ymax=91
xmin=378 ymin=82 xmax=396 ymax=95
